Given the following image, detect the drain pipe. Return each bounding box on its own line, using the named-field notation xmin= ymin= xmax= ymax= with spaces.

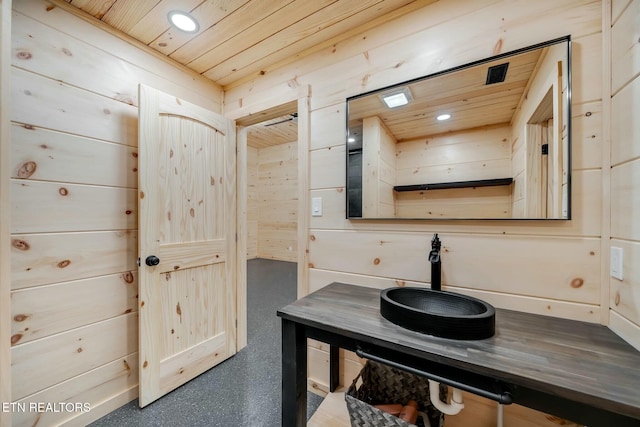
xmin=497 ymin=403 xmax=504 ymax=427
xmin=428 ymin=380 xmax=464 ymax=416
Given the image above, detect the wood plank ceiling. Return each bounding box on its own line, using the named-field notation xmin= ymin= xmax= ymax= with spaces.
xmin=61 ymin=0 xmax=437 ymax=147
xmin=62 ymin=0 xmax=436 ymax=89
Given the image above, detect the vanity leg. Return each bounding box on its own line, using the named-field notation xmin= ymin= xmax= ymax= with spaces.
xmin=282 ymin=319 xmax=307 ymax=427
xmin=329 ymin=345 xmax=340 ymax=392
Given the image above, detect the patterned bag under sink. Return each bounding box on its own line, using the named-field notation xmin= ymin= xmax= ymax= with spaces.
xmin=345 ymin=360 xmax=447 ymax=427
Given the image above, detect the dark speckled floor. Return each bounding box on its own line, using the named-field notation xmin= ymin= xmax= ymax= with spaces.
xmin=90 ymin=259 xmax=323 ymax=427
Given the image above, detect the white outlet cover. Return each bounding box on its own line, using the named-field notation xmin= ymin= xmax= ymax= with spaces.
xmin=610 ymin=246 xmax=623 ymax=281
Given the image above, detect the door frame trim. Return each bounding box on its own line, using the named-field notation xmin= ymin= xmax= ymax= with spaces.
xmin=226 ymin=85 xmax=311 ymax=350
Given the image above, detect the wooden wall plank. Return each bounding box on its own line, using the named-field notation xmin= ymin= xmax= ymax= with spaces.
xmin=310 ymin=145 xmax=345 ymax=190
xmin=12 ymin=354 xmax=138 ymax=427
xmin=609 ymin=310 xmax=640 ymax=351
xmin=308 ymin=268 xmax=599 ymax=322
xmin=361 ymin=116 xmax=395 ymax=217
xmin=307 ymin=346 xmax=363 ymax=397
xmin=237 ymin=125 xmax=248 ymax=350
xmin=11 ymin=125 xmax=138 ymax=187
xmin=297 ymin=93 xmax=311 ymax=297
xmin=11 ymin=313 xmax=137 ymax=400
xmin=611 ymin=75 xmax=640 ymax=166
xmin=11 ymin=10 xmax=219 ymax=110
xmin=17 ymin=0 xmax=222 ymax=111
xmin=395 ymin=186 xmax=512 ymax=219
xmin=11 ymin=230 xmax=137 ymax=290
xmin=396 ymin=126 xmax=510 ymax=173
xmin=309 ymin=230 xmax=600 ymax=304
xmin=11 ymin=180 xmax=137 ymax=233
xmin=611 ymin=159 xmax=640 ymax=241
xmin=247 ymin=145 xmax=258 ymax=258
xmin=1 ymin=0 xmax=12 ymax=423
xmin=571 ymin=32 xmax=603 ymax=104
xmin=310 ymin=104 xmax=345 ymax=150
xmin=440 ymin=234 xmax=600 ymax=305
xmin=255 ymin=140 xmax=298 ymax=261
xmin=571 ymin=101 xmax=603 ymax=170
xmin=396 ymin=157 xmax=512 ymax=186
xmin=12 ymin=67 xmax=138 ymax=145
xmin=612 ymin=0 xmax=632 ymax=24
xmin=600 ymin=0 xmax=613 ymax=326
xmin=11 ymin=272 xmax=138 ymax=344
xmin=611 ymin=0 xmax=640 ymax=94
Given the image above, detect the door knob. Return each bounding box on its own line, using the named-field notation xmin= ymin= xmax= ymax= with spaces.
xmin=145 ymin=255 xmax=160 ymax=266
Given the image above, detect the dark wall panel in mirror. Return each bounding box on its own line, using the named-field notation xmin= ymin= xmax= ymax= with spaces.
xmin=346 ymin=36 xmax=571 ymax=220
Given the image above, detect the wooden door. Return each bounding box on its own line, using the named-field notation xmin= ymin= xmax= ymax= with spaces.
xmin=138 ymin=85 xmax=237 ymax=407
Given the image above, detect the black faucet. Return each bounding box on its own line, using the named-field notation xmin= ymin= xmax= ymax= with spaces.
xmin=429 ymin=233 xmax=441 ymax=291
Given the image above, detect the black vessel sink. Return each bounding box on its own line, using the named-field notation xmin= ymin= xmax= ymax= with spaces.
xmin=380 ymin=287 xmax=495 ymax=340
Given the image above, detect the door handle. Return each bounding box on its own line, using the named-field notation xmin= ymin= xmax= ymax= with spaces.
xmin=145 ymin=255 xmax=160 ymax=266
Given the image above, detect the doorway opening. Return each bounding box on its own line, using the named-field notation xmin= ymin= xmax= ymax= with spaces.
xmin=245 ymin=111 xmax=299 ymax=262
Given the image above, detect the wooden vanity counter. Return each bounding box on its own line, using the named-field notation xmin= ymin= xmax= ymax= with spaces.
xmin=277 ymin=282 xmax=640 ymax=427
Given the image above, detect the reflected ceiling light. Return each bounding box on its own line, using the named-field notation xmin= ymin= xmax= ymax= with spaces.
xmin=348 ymin=137 xmax=356 ymax=143
xmin=380 ymin=87 xmax=412 ymax=109
xmin=436 ymin=114 xmax=451 ymax=121
xmin=168 ymin=11 xmax=199 ymax=33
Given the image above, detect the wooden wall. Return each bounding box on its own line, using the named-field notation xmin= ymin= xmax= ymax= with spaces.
xmin=362 ymin=116 xmax=396 ymax=217
xmin=609 ymin=0 xmax=640 ymax=350
xmin=511 ymin=42 xmax=567 ymax=218
xmin=256 ymin=141 xmax=299 ymax=261
xmin=247 ymin=146 xmax=258 ymax=259
xmin=1 ymin=1 xmax=13 ymax=425
xmin=395 ymin=125 xmax=512 ymax=218
xmin=8 ymin=1 xmax=222 ymax=425
xmin=225 ymin=0 xmax=604 ymax=425
xmin=246 ymin=140 xmax=298 ymax=262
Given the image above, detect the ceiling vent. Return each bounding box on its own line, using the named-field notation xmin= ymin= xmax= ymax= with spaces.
xmin=485 ymin=63 xmax=509 ymax=85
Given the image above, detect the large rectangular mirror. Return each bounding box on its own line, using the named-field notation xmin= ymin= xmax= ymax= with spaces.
xmin=346 ymin=36 xmax=571 ymax=220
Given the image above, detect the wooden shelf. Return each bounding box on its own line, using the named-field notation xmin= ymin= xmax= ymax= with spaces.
xmin=393 ymin=178 xmax=513 ymax=192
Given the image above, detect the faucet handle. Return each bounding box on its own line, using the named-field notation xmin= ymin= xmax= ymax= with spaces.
xmin=431 ymin=233 xmax=441 ymax=250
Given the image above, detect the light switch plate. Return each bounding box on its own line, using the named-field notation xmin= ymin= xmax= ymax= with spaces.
xmin=311 ymin=197 xmax=323 ymax=217
xmin=610 ymin=246 xmax=623 ymax=281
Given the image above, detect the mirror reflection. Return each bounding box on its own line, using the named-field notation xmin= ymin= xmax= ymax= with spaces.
xmin=346 ymin=36 xmax=571 ymax=220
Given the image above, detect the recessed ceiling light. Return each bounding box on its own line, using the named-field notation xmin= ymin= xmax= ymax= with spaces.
xmin=380 ymin=87 xmax=412 ymax=109
xmin=436 ymin=114 xmax=451 ymax=121
xmin=168 ymin=11 xmax=199 ymax=33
